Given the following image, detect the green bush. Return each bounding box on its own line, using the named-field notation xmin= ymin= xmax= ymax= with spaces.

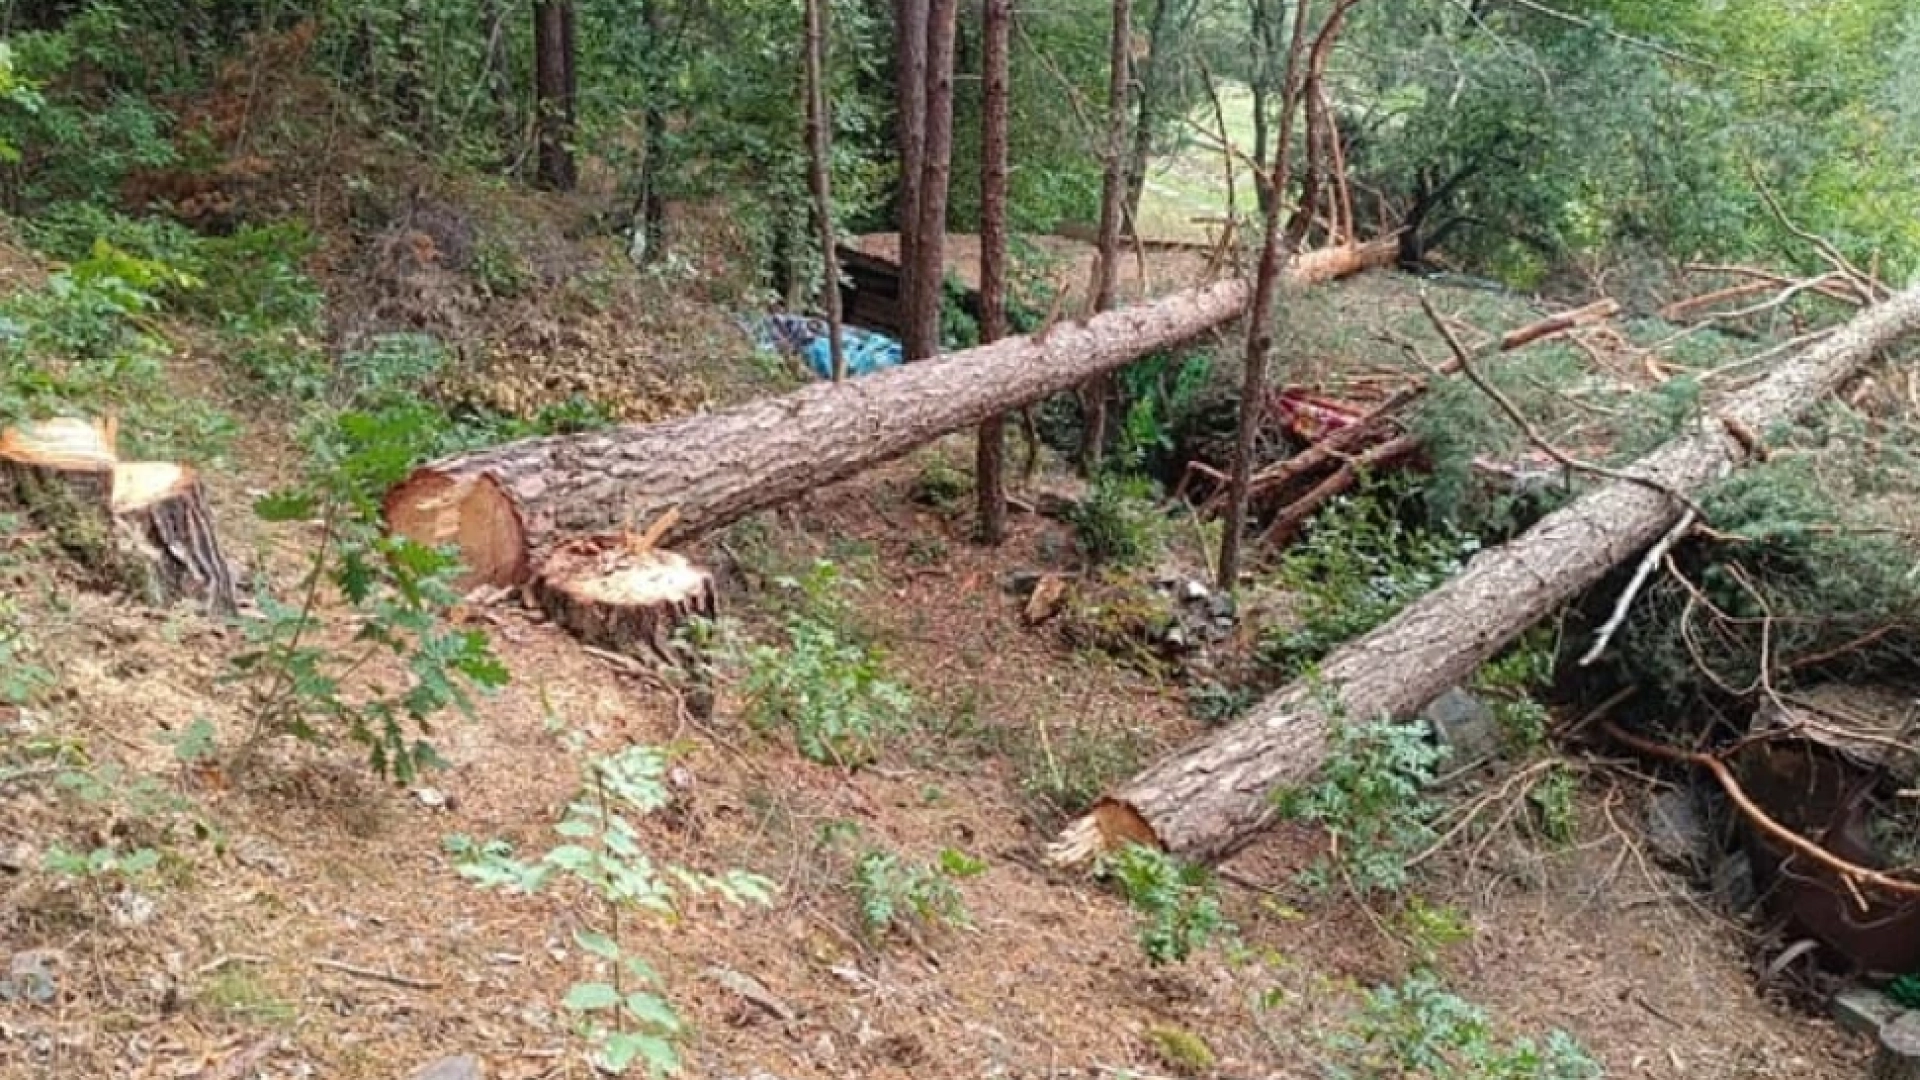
xmin=735 ymin=560 xmax=913 ymax=766
xmin=1099 ymin=842 xmax=1234 ymax=966
xmin=1276 ymin=711 xmax=1446 ymax=897
xmin=1071 ymin=473 xmax=1167 ymax=567
xmin=1261 ymin=485 xmax=1475 ymax=678
xmin=1322 ymin=973 xmax=1600 ymax=1080
xmin=849 ymin=846 xmax=980 ymax=940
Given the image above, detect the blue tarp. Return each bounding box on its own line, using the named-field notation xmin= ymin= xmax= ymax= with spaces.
xmin=741 ymin=313 xmax=903 ymax=380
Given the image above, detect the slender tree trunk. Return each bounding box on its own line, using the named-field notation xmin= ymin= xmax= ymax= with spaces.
xmin=533 ymin=0 xmax=577 ymax=191
xmin=483 ymin=0 xmax=517 ymax=167
xmin=1080 ymin=0 xmax=1133 ymax=473
xmin=804 ymin=0 xmax=847 ymax=380
xmin=1052 ymin=282 xmax=1920 ymax=867
xmin=895 ymin=0 xmax=929 ymax=348
xmin=1123 ymin=0 xmax=1173 ymax=224
xmin=1218 ymin=0 xmax=1312 ymax=591
xmin=974 ymin=0 xmax=1013 ymax=543
xmin=905 ymin=0 xmax=959 ymax=363
xmin=385 ymin=241 xmax=1395 ymax=586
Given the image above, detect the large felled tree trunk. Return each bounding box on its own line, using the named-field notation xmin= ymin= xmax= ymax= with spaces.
xmin=1050 ymin=281 xmax=1920 ymax=867
xmin=385 ymin=240 xmax=1396 ymax=586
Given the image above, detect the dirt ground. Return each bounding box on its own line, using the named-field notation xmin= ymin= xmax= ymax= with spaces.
xmin=0 ymin=407 xmax=1873 ymax=1079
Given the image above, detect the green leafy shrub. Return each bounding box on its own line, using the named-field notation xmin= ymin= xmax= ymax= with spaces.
xmin=0 ymin=237 xmax=233 ymax=459
xmin=1322 ymin=973 xmax=1600 ymax=1080
xmin=849 ymin=846 xmax=980 ymax=940
xmin=735 ymin=560 xmax=912 ymax=766
xmin=1276 ymin=713 xmax=1446 ymax=897
xmin=909 ymin=458 xmax=973 ymax=511
xmin=0 ymin=595 xmax=53 ymax=706
xmin=1019 ymin=723 xmax=1144 ymax=819
xmin=1071 ymin=473 xmax=1167 ymax=567
xmin=448 ymin=744 xmax=774 ymax=1076
xmin=230 ymin=358 xmax=513 ymax=780
xmin=1261 ymin=485 xmax=1475 ymax=678
xmin=1099 ymin=843 xmax=1233 ymax=966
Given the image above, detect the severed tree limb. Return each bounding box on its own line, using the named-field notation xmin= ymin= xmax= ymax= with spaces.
xmin=1578 ymin=508 xmax=1697 ymax=666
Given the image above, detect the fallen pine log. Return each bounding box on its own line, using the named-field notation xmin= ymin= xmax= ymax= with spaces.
xmin=0 ymin=417 xmax=236 ymax=615
xmin=1049 ymin=280 xmax=1920 ymax=866
xmin=384 ymin=239 xmax=1397 ymax=586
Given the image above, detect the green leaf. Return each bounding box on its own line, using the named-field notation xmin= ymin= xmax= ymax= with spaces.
xmin=574 ymin=929 xmax=621 ymax=961
xmin=252 ymin=489 xmax=316 ymax=522
xmin=562 ymin=981 xmax=620 ymax=1011
xmin=622 ymin=991 xmax=683 ymax=1033
xmin=598 ymin=1031 xmax=680 ymax=1077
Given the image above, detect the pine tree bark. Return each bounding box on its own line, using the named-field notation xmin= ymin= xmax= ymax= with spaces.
xmin=973 ymin=0 xmax=1013 ymax=544
xmin=1080 ymin=0 xmax=1133 ymax=473
xmin=384 ymin=240 xmax=1395 ymax=586
xmin=904 ymin=0 xmax=959 ymax=363
xmin=894 ymin=0 xmax=930 ymax=346
xmin=0 ymin=418 xmax=236 ymax=615
xmin=1052 ymin=281 xmax=1920 ymax=867
xmin=1217 ymin=0 xmax=1311 ymax=591
xmin=803 ymin=0 xmax=847 ymax=380
xmin=533 ymin=0 xmax=578 ymax=191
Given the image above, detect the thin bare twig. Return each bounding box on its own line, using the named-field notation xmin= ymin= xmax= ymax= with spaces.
xmin=312 ymin=957 xmax=442 ymax=990
xmin=1419 ymin=296 xmax=1709 ymax=518
xmin=1580 ymin=508 xmax=1697 ymax=666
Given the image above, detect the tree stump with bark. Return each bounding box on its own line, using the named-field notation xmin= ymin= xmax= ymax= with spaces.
xmin=531 ymin=533 xmax=717 ymax=665
xmin=0 ymin=417 xmax=236 ymax=615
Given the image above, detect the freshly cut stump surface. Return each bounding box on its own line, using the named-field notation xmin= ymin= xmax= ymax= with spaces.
xmin=532 ymin=535 xmax=717 ymax=665
xmin=1 ymin=417 xmax=235 ymax=614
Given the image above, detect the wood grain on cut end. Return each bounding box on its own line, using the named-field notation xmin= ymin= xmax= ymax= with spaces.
xmin=532 ymin=535 xmax=716 ymax=666
xmin=384 ymin=472 xmax=528 ymax=588
xmin=1046 ymin=799 xmax=1159 ymax=867
xmin=1 ymin=417 xmax=235 ymax=614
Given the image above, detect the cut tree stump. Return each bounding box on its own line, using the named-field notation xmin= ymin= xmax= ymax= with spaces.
xmin=384 ymin=239 xmax=1398 ymax=586
xmin=531 ymin=534 xmax=717 ymax=665
xmin=0 ymin=417 xmax=236 ymax=615
xmin=1049 ymin=280 xmax=1920 ymax=866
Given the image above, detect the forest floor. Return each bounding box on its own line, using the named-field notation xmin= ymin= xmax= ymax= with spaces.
xmin=0 ymin=165 xmax=1882 ymax=1078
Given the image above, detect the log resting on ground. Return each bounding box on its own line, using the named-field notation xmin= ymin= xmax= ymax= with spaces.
xmin=1050 ymin=280 xmax=1920 ymax=867
xmin=383 ymin=240 xmax=1398 ymax=586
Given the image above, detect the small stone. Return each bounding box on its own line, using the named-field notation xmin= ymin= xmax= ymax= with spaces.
xmin=1878 ymin=1011 xmax=1920 ymax=1079
xmin=110 ymin=887 xmax=158 ymax=928
xmin=1207 ymin=592 xmax=1236 ymax=621
xmin=413 ymin=787 xmax=450 ymax=810
xmin=1712 ymin=851 xmax=1757 ymax=912
xmin=4 ymin=949 xmax=63 ymax=1005
xmin=1422 ymin=687 xmax=1499 ymax=763
xmin=1643 ymin=789 xmax=1712 ymax=871
xmin=1181 ymin=579 xmax=1210 ymax=603
xmin=1834 ymin=987 xmax=1904 ymax=1038
xmin=1023 ymin=575 xmax=1069 ymax=626
xmin=408 ymin=1055 xmax=484 ymax=1080
xmin=704 ymin=965 xmax=795 ymax=1021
